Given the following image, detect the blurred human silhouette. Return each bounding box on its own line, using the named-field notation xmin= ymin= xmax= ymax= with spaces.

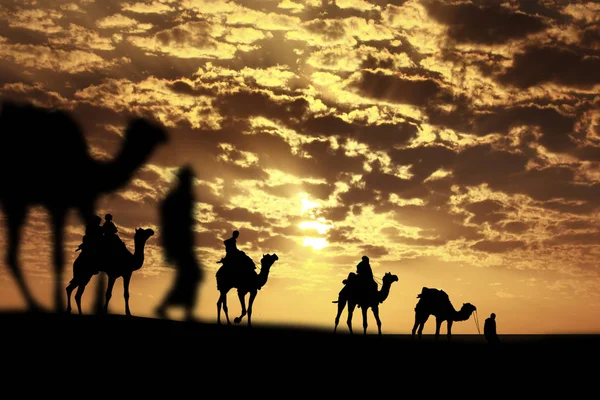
xmin=484 ymin=313 xmax=500 ymax=344
xmin=216 ymin=253 xmax=279 ymax=327
xmin=0 ymin=101 xmax=167 ymax=313
xmin=411 ymin=287 xmax=477 ymax=340
xmin=333 ymin=272 xmax=398 ymax=335
xmin=65 ymin=227 xmax=155 ymax=315
xmin=154 ymin=166 xmax=203 ymax=321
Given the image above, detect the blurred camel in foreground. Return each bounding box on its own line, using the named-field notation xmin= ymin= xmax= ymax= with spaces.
xmin=0 ymin=101 xmax=167 ymax=313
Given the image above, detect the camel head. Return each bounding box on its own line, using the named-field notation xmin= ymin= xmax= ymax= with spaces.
xmin=382 ymin=272 xmax=399 ymax=285
xmin=461 ymin=302 xmax=477 ymax=316
xmin=261 ymin=253 xmax=279 ymax=268
xmin=97 ymin=118 xmax=168 ymax=194
xmin=134 ymin=227 xmax=155 ymax=243
xmin=125 ymin=118 xmax=168 ymax=151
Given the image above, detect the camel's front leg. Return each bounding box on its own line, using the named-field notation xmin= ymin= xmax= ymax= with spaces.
xmin=346 ymin=302 xmax=356 ymax=334
xmin=361 ymin=305 xmax=369 ymax=335
xmin=246 ymin=289 xmax=257 ymax=328
xmin=435 ymin=317 xmax=443 ymax=340
xmin=123 ymin=273 xmax=132 ymax=316
xmin=333 ymin=299 xmax=347 ymax=333
xmin=372 ymin=306 xmax=382 ymax=336
xmin=447 ymin=320 xmax=453 ymax=340
xmin=233 ymin=290 xmax=247 ymax=324
xmin=216 ymin=291 xmax=231 ymax=325
xmin=65 ymin=281 xmax=77 ymax=314
xmin=413 ymin=313 xmax=428 ymax=340
xmin=74 ymin=285 xmax=86 ymax=315
xmin=411 ymin=314 xmax=419 ymax=340
xmin=4 ymin=205 xmax=42 ymax=311
xmin=103 ymin=276 xmax=116 ymax=314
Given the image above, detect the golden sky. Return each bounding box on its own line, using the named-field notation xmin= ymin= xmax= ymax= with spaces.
xmin=1 ymin=0 xmax=600 ymax=334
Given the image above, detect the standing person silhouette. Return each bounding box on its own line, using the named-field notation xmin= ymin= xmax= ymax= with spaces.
xmin=155 ymin=166 xmax=203 ymax=321
xmin=484 ymin=313 xmax=500 ymax=344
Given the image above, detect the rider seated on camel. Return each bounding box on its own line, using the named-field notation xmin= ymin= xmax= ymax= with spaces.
xmin=350 ymin=256 xmax=378 ymax=301
xmin=217 ymin=230 xmax=255 ymax=273
xmin=101 ymin=213 xmax=125 ymax=252
xmin=75 ymin=215 xmax=104 ymax=274
xmin=76 ymin=215 xmax=103 ymax=253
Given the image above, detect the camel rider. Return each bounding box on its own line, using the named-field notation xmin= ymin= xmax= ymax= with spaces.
xmin=218 ymin=230 xmax=256 ymax=274
xmin=218 ymin=230 xmax=240 ymax=265
xmin=76 ymin=215 xmax=103 ymax=253
xmin=102 ymin=213 xmax=123 ymax=252
xmin=356 ymin=256 xmax=378 ymax=300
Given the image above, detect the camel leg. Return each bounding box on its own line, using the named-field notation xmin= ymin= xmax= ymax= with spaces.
xmin=333 ymin=299 xmax=347 ymax=333
xmin=435 ymin=317 xmax=443 ymax=340
xmin=372 ymin=306 xmax=382 ymax=336
xmin=412 ymin=312 xmax=427 ymax=340
xmin=217 ymin=291 xmax=231 ymax=325
xmin=234 ymin=290 xmax=247 ymax=324
xmin=246 ymin=289 xmax=257 ymax=328
xmin=361 ymin=305 xmax=369 ymax=335
xmin=103 ymin=276 xmax=116 ymax=314
xmin=418 ymin=318 xmax=427 ymax=339
xmin=413 ymin=314 xmax=428 ymax=340
xmin=93 ymin=272 xmax=107 ymax=316
xmin=65 ymin=280 xmax=77 ymax=314
xmin=411 ymin=314 xmax=419 ymax=340
xmin=346 ymin=302 xmax=356 ymax=334
xmin=50 ymin=208 xmax=67 ymax=313
xmin=3 ymin=204 xmax=42 ymax=312
xmin=123 ymin=273 xmax=132 ymax=316
xmin=447 ymin=320 xmax=453 ymax=340
xmin=216 ymin=293 xmax=223 ymax=324
xmin=74 ymin=285 xmax=86 ymax=315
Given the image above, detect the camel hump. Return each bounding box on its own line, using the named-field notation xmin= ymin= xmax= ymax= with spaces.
xmin=418 ymin=287 xmax=450 ymax=303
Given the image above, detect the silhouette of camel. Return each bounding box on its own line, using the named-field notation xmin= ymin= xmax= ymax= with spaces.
xmin=216 ymin=253 xmax=279 ymax=327
xmin=65 ymin=227 xmax=155 ymax=315
xmin=0 ymin=101 xmax=167 ymax=313
xmin=411 ymin=287 xmax=477 ymax=340
xmin=155 ymin=166 xmax=203 ymax=321
xmin=333 ymin=272 xmax=399 ymax=335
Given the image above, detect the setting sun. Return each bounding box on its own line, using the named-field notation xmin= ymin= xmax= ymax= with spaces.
xmin=303 ymin=237 xmax=328 ymax=250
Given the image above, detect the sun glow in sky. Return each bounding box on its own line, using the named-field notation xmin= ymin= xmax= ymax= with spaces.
xmin=2 ymin=0 xmax=600 ymax=334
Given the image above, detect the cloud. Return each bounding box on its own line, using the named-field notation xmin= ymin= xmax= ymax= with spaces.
xmin=3 ymin=0 xmax=600 ymax=322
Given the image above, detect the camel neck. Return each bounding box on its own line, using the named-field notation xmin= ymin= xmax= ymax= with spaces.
xmin=257 ymin=264 xmax=271 ymax=289
xmin=132 ymin=239 xmax=146 ymax=271
xmin=378 ymin=281 xmax=392 ymax=302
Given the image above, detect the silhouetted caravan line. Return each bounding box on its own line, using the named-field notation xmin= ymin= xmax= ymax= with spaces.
xmin=66 ymin=226 xmax=155 ymax=315
xmin=155 ymin=166 xmax=203 ymax=321
xmin=411 ymin=287 xmax=478 ymax=340
xmin=0 ymin=101 xmax=167 ymax=314
xmin=216 ymin=233 xmax=279 ymax=327
xmin=333 ymin=270 xmax=399 ymax=335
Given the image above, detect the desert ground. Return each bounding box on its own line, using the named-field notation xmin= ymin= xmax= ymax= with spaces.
xmin=3 ymin=309 xmax=598 ymax=388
